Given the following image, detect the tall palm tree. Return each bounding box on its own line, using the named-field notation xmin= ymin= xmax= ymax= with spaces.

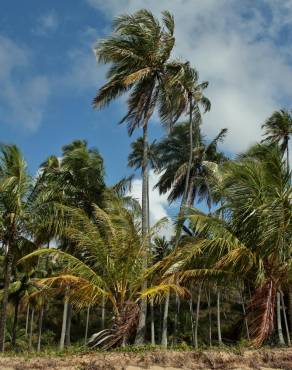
xmin=93 ymin=9 xmax=177 ymax=343
xmin=167 ymin=144 xmax=292 ymax=347
xmin=159 ymin=63 xmax=211 ymax=241
xmin=261 ymin=109 xmax=292 ymax=170
xmin=0 ymin=145 xmax=32 ymax=351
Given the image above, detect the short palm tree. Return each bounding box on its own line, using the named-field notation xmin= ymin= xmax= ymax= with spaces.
xmin=20 ymin=201 xmax=184 ymax=349
xmin=261 ymin=109 xmax=292 ymax=169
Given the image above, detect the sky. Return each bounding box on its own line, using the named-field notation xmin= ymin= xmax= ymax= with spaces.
xmin=1 ymin=0 xmax=292 ymax=235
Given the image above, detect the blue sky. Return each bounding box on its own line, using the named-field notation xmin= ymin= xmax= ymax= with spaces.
xmin=1 ymin=0 xmax=292 ymax=232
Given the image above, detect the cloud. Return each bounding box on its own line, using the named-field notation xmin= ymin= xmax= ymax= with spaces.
xmin=86 ymin=0 xmax=292 ymax=152
xmin=34 ymin=10 xmax=59 ymax=35
xmin=128 ymin=170 xmax=175 ymax=239
xmin=0 ymin=36 xmax=50 ymax=131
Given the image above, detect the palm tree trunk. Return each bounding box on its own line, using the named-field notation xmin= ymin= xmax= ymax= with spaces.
xmin=150 ymin=297 xmax=155 ymax=345
xmin=173 ymin=293 xmax=180 ymax=344
xmin=194 ymin=283 xmax=202 ymax=349
xmin=65 ymin=303 xmax=72 ymax=346
xmin=60 ymin=298 xmax=68 ymax=351
xmin=25 ymin=304 xmax=30 ymax=337
xmin=277 ymin=291 xmax=285 ymax=345
xmin=189 ymin=295 xmax=195 ymax=346
xmin=29 ymin=307 xmax=35 ymax=351
xmin=217 ymin=291 xmax=222 ymax=345
xmin=135 ymin=123 xmax=149 ymax=345
xmin=240 ymin=290 xmax=250 ymax=340
xmin=175 ymin=95 xmax=193 ymax=247
xmin=206 ymin=288 xmax=212 ymax=347
xmin=37 ymin=306 xmax=44 ymax=352
xmin=280 ymin=292 xmax=291 ymax=346
xmin=101 ymin=296 xmax=105 ymax=330
xmin=161 ymin=291 xmax=170 ymax=347
xmin=0 ymin=242 xmax=14 ymax=352
xmin=84 ymin=306 xmax=90 ymax=345
xmin=11 ymin=298 xmax=20 ymax=347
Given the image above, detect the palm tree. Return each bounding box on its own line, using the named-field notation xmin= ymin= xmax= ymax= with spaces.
xmin=155 ymin=123 xmax=227 ymax=211
xmin=0 ymin=145 xmax=31 ymax=351
xmin=93 ymin=9 xmax=177 ymax=343
xmin=20 ymin=201 xmax=184 ymax=349
xmin=167 ymin=144 xmax=292 ymax=347
xmin=159 ymin=63 xmax=211 ymax=242
xmin=261 ymin=109 xmax=292 ymax=170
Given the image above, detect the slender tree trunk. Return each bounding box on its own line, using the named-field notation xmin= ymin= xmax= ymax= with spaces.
xmin=11 ymin=298 xmax=20 ymax=347
xmin=0 ymin=242 xmax=14 ymax=352
xmin=175 ymin=95 xmax=193 ymax=247
xmin=240 ymin=290 xmax=250 ymax=340
xmin=189 ymin=295 xmax=195 ymax=346
xmin=161 ymin=292 xmax=170 ymax=347
xmin=194 ymin=283 xmax=202 ymax=349
xmin=206 ymin=288 xmax=212 ymax=347
xmin=135 ymin=123 xmax=149 ymax=345
xmin=60 ymin=298 xmax=68 ymax=351
xmin=65 ymin=303 xmax=72 ymax=346
xmin=25 ymin=304 xmax=30 ymax=337
xmin=217 ymin=291 xmax=222 ymax=345
xmin=150 ymin=297 xmax=155 ymax=345
xmin=173 ymin=294 xmax=180 ymax=344
xmin=84 ymin=306 xmax=90 ymax=345
xmin=101 ymin=296 xmax=105 ymax=330
xmin=37 ymin=306 xmax=44 ymax=352
xmin=280 ymin=292 xmax=291 ymax=346
xmin=29 ymin=307 xmax=35 ymax=351
xmin=277 ymin=292 xmax=285 ymax=345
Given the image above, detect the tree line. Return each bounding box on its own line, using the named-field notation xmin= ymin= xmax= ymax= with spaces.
xmin=0 ymin=9 xmax=291 ymax=352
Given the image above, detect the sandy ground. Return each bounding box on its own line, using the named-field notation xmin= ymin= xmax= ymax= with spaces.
xmin=0 ymin=348 xmax=291 ymax=370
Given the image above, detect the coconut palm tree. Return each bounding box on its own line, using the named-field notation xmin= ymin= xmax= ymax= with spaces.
xmin=20 ymin=200 xmax=184 ymax=349
xmin=0 ymin=145 xmax=32 ymax=351
xmin=167 ymin=144 xmax=292 ymax=347
xmin=261 ymin=109 xmax=292 ymax=170
xmin=93 ymin=9 xmax=178 ymax=342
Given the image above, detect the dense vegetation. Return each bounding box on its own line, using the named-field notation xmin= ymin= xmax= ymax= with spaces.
xmin=0 ymin=9 xmax=291 ymax=354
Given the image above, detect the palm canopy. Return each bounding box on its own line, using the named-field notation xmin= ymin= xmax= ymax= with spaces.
xmin=93 ymin=9 xmax=176 ymax=135
xmin=155 ymin=122 xmax=227 ymax=207
xmin=168 ymin=144 xmax=292 ymax=346
xmin=128 ymin=136 xmax=159 ymax=171
xmin=261 ymin=109 xmax=292 ymax=164
xmin=19 ymin=200 xmax=185 ymax=345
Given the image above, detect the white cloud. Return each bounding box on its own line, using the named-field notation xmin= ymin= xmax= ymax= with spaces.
xmin=0 ymin=36 xmax=50 ymax=131
xmin=128 ymin=170 xmax=175 ymax=239
xmin=34 ymin=11 xmax=59 ymax=35
xmin=86 ymin=0 xmax=292 ymax=152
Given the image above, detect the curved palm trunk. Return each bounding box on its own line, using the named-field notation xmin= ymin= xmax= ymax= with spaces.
xmin=280 ymin=292 xmax=291 ymax=346
xmin=0 ymin=242 xmax=14 ymax=352
xmin=161 ymin=291 xmax=170 ymax=347
xmin=11 ymin=298 xmax=20 ymax=347
xmin=173 ymin=293 xmax=180 ymax=344
xmin=277 ymin=291 xmax=285 ymax=345
xmin=60 ymin=298 xmax=68 ymax=351
xmin=206 ymin=288 xmax=212 ymax=347
xmin=175 ymin=96 xmax=193 ymax=247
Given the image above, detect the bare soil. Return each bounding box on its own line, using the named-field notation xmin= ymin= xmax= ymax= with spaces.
xmin=0 ymin=348 xmax=291 ymax=370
